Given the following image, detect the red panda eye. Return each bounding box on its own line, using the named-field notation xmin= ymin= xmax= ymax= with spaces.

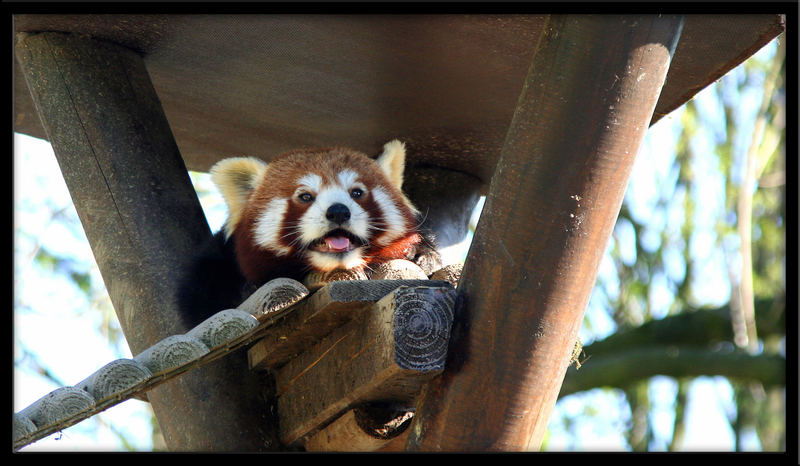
xmin=298 ymin=192 xmax=314 ymax=203
xmin=350 ymin=188 xmax=364 ymax=199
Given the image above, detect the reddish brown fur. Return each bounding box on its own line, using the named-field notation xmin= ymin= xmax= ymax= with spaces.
xmin=233 ymin=147 xmax=421 ymax=285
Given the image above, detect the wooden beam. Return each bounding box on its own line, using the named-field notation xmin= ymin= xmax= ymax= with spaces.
xmin=248 ymin=279 xmax=449 ymax=371
xmin=14 ymin=31 xmax=279 ymax=451
xmin=405 ymin=15 xmax=685 ymax=451
xmin=303 ymin=407 xmax=412 ymax=452
xmin=275 ymin=285 xmax=455 ymax=446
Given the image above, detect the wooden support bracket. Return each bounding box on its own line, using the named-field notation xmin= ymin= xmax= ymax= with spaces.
xmin=248 ymin=279 xmax=449 ymax=371
xmin=249 ymin=283 xmax=456 ymax=448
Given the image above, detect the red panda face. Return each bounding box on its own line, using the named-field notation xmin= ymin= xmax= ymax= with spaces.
xmin=211 ymin=141 xmax=421 ymax=284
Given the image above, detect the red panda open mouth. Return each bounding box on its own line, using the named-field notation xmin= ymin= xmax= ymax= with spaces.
xmin=308 ymin=229 xmax=365 ymax=254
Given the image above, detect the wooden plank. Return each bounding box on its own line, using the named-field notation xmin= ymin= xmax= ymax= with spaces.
xmin=13 ymin=15 xmax=785 ymax=182
xmin=248 ymin=279 xmax=451 ymax=371
xmin=406 ymin=15 xmax=685 ymax=451
xmin=275 ymin=285 xmax=455 ymax=446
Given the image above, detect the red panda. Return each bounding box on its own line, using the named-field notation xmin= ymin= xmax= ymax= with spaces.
xmin=177 ymin=140 xmax=440 ymax=327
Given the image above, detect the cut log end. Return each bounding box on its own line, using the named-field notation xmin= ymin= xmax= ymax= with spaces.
xmin=391 ymin=286 xmax=456 ymax=372
xmin=275 ymin=283 xmax=456 ymax=446
xmin=19 ymin=387 xmax=95 ymax=429
xmin=303 ymin=269 xmax=368 ymax=291
xmin=370 ymin=259 xmax=428 ymax=281
xmin=429 ymin=263 xmax=463 ymax=287
xmin=238 ymin=278 xmax=309 ymax=321
xmin=75 ymin=359 xmax=152 ymax=402
xmin=13 ymin=414 xmax=37 ymax=442
xmin=187 ymin=308 xmax=259 ymax=349
xmin=133 ymin=334 xmax=209 ymax=374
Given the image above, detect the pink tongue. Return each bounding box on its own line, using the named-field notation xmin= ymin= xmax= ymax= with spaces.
xmin=325 ymin=236 xmax=351 ymax=251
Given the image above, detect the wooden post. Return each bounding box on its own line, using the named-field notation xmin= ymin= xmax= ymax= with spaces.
xmin=406 ymin=15 xmax=684 ymax=451
xmin=15 ymin=32 xmax=279 ymax=451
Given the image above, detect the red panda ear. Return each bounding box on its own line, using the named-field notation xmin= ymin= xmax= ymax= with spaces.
xmin=376 ymin=140 xmax=406 ymax=190
xmin=210 ymin=157 xmax=268 ymax=238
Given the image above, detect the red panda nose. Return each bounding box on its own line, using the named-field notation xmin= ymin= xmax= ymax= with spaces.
xmin=325 ymin=203 xmax=351 ymax=225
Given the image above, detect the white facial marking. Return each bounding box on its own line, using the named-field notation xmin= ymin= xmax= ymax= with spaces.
xmin=253 ymin=198 xmax=291 ymax=256
xmin=297 ymin=171 xmax=370 ymax=246
xmin=372 ymin=186 xmax=406 ymax=246
xmin=296 ymin=173 xmax=322 ymax=193
xmin=337 ymin=170 xmax=359 ymax=188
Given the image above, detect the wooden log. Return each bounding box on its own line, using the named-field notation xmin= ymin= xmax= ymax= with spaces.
xmin=17 ymin=280 xmax=439 ymax=450
xmin=133 ymin=335 xmax=209 ymax=375
xmin=15 ymin=31 xmax=279 ymax=450
xmin=370 ymin=259 xmax=429 ymax=280
xmin=406 ymin=15 xmax=685 ymax=451
xmin=304 ymin=407 xmax=413 ymax=452
xmin=248 ymin=279 xmax=451 ymax=371
xmin=19 ymin=387 xmax=95 ymax=429
xmin=237 ymin=278 xmax=309 ymax=322
xmin=15 ymin=298 xmax=302 ymax=450
xmin=74 ymin=359 xmax=152 ymax=402
xmin=303 ymin=268 xmax=369 ymax=292
xmin=429 ymin=263 xmax=463 ymax=287
xmin=186 ymin=309 xmax=259 ymax=349
xmin=13 ymin=414 xmax=37 ymax=442
xmin=275 ymin=285 xmax=456 ymax=446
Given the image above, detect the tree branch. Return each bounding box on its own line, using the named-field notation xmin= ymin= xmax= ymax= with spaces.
xmin=561 ymin=346 xmax=784 ymax=397
xmin=560 ymin=298 xmax=785 ymax=397
xmin=580 ymin=298 xmax=783 ymax=357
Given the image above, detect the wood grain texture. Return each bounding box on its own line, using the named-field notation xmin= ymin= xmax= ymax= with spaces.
xmin=133 ymin=335 xmax=210 ymax=374
xmin=186 ymin=309 xmax=259 ymax=349
xmin=275 ymin=285 xmax=455 ymax=446
xmin=304 ymin=408 xmax=412 ymax=452
xmin=406 ymin=15 xmax=685 ymax=451
xmin=370 ymin=259 xmax=428 ymax=281
xmin=75 ymin=359 xmax=152 ymax=402
xmin=237 ymin=278 xmax=309 ymax=321
xmin=248 ymin=279 xmax=451 ymax=371
xmin=15 ymin=31 xmax=279 ymax=451
xmin=13 ymin=15 xmax=785 ymax=182
xmin=19 ymin=387 xmax=96 ymax=429
xmin=13 ymin=414 xmax=37 ymax=442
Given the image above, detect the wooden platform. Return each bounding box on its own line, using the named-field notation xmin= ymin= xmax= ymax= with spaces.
xmin=247 ymin=281 xmax=456 ymax=450
xmin=13 ymin=14 xmax=784 ymax=183
xmin=13 ymin=278 xmax=456 ymax=451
